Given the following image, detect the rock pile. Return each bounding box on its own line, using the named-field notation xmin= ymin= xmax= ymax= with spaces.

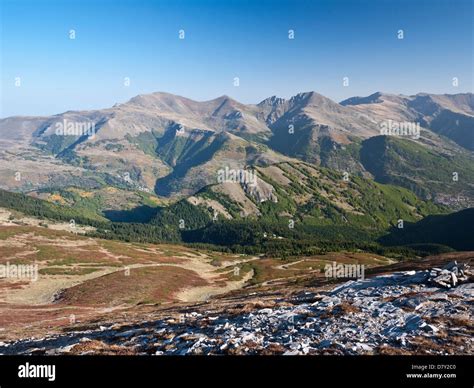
xmin=428 ymin=261 xmax=471 ymax=288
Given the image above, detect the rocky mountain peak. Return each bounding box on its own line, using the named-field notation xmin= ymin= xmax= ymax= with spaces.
xmin=257 ymin=95 xmax=286 ymax=107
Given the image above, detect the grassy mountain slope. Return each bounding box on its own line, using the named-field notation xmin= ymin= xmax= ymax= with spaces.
xmin=360 ymin=136 xmax=474 ymax=208
xmin=0 ymin=189 xmax=107 ymax=225
xmin=175 ymin=161 xmax=447 ymax=250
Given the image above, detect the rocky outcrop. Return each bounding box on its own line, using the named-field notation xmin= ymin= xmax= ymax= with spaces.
xmin=241 ymin=177 xmax=278 ymax=203
xmin=428 ymin=261 xmax=471 ymax=288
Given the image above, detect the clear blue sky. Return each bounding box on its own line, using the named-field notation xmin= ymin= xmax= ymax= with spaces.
xmin=1 ymin=0 xmax=472 ymax=117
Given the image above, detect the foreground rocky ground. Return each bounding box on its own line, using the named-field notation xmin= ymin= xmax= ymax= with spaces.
xmin=1 ymin=258 xmax=472 ymax=355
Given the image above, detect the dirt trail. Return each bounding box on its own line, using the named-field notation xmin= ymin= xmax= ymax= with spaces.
xmin=275 ymin=259 xmax=306 ymax=270
xmin=176 ymin=269 xmax=255 ymax=302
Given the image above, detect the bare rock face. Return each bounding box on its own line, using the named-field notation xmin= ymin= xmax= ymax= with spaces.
xmin=241 ymin=177 xmax=278 ymax=203
xmin=428 ymin=261 xmax=471 ymax=289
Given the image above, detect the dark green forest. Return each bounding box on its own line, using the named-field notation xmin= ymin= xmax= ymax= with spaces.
xmin=1 ymin=188 xmax=468 ymax=258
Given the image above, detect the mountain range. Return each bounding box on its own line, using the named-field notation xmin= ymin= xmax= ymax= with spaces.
xmin=0 ymin=90 xmax=473 ymax=243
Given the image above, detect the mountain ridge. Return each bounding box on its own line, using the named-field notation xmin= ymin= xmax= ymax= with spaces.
xmin=1 ymin=90 xmax=473 ymax=212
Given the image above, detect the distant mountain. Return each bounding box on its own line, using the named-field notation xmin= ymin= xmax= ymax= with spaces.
xmin=0 ymin=90 xmax=473 ymax=212
xmin=379 ymin=208 xmax=474 ymax=251
xmin=360 ymin=136 xmax=474 ymax=207
xmin=267 ymin=91 xmax=379 ymax=163
xmin=341 ymin=92 xmax=474 ymax=151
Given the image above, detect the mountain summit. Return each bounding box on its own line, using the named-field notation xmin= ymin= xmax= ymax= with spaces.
xmin=0 ymin=91 xmax=473 ymax=206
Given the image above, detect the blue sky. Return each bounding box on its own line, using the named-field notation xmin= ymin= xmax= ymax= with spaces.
xmin=1 ymin=0 xmax=472 ymax=117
